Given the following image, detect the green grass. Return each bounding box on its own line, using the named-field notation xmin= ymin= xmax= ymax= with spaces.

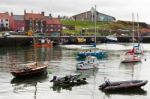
xmin=61 ymin=19 xmax=132 ymax=35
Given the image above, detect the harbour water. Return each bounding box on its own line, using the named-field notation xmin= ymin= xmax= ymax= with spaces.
xmin=0 ymin=43 xmax=150 ymax=99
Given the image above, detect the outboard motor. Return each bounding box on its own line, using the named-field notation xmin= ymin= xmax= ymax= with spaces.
xmin=50 ymin=76 xmax=57 ymax=82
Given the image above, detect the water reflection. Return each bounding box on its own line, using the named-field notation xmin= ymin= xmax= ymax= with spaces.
xmin=119 ymin=62 xmax=142 ymax=80
xmin=11 ymin=74 xmax=48 ymax=92
xmin=76 ymin=68 xmax=98 ymax=78
xmin=103 ymin=88 xmax=147 ymax=96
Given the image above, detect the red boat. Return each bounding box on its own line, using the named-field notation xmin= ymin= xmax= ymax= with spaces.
xmin=121 ymin=52 xmax=141 ymax=63
xmin=34 ymin=42 xmax=53 ymax=48
xmin=34 ymin=38 xmax=53 ymax=48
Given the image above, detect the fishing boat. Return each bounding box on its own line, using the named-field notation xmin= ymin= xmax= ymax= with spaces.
xmin=34 ymin=38 xmax=53 ymax=48
xmin=121 ymin=52 xmax=141 ymax=63
xmin=76 ymin=56 xmax=99 ymax=70
xmin=99 ymin=80 xmax=148 ymax=92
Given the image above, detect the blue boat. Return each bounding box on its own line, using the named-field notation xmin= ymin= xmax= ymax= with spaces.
xmin=76 ymin=50 xmax=107 ymax=60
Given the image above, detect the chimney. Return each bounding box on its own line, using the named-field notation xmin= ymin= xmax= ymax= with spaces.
xmin=11 ymin=12 xmax=13 ymax=16
xmin=24 ymin=9 xmax=26 ymax=14
xmin=41 ymin=11 xmax=44 ymax=16
xmin=49 ymin=13 xmax=52 ymax=19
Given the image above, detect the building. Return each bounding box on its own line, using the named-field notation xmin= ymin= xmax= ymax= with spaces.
xmin=11 ymin=14 xmax=25 ymax=32
xmin=45 ymin=18 xmax=62 ymax=36
xmin=72 ymin=7 xmax=116 ymax=22
xmin=24 ymin=10 xmax=45 ymax=32
xmin=0 ymin=12 xmax=11 ymax=31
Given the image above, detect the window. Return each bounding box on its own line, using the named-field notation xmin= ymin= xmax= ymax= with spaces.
xmin=6 ymin=23 xmax=8 ymax=26
xmin=5 ymin=19 xmax=8 ymax=21
xmin=58 ymin=25 xmax=61 ymax=27
xmin=51 ymin=25 xmax=53 ymax=27
xmin=51 ymin=29 xmax=53 ymax=31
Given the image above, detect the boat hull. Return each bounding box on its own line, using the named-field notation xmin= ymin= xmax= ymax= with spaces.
xmin=34 ymin=43 xmax=53 ymax=48
xmin=99 ymin=80 xmax=148 ymax=92
xmin=121 ymin=59 xmax=141 ymax=63
xmin=11 ymin=66 xmax=47 ymax=78
xmin=77 ymin=51 xmax=107 ymax=60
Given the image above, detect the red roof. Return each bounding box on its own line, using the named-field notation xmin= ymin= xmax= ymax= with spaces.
xmin=140 ymin=28 xmax=150 ymax=34
xmin=0 ymin=12 xmax=10 ymax=19
xmin=45 ymin=18 xmax=61 ymax=25
xmin=25 ymin=13 xmax=44 ymax=20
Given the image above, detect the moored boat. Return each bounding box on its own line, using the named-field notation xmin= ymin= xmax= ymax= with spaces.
xmin=77 ymin=50 xmax=107 ymax=60
xmin=11 ymin=62 xmax=48 ymax=78
xmin=121 ymin=53 xmax=141 ymax=63
xmin=34 ymin=38 xmax=53 ymax=48
xmin=99 ymin=80 xmax=148 ymax=92
xmin=50 ymin=74 xmax=87 ymax=87
xmin=76 ymin=56 xmax=99 ymax=70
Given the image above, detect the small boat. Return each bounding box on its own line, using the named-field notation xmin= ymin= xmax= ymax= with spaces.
xmin=99 ymin=80 xmax=148 ymax=92
xmin=133 ymin=43 xmax=143 ymax=54
xmin=106 ymin=35 xmax=118 ymax=43
xmin=121 ymin=53 xmax=141 ymax=63
xmin=34 ymin=38 xmax=53 ymax=48
xmin=11 ymin=62 xmax=48 ymax=78
xmin=77 ymin=50 xmax=107 ymax=60
xmin=50 ymin=74 xmax=87 ymax=87
xmin=76 ymin=56 xmax=99 ymax=70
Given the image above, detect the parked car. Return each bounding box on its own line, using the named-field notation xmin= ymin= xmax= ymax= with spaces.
xmin=3 ymin=32 xmax=11 ymax=37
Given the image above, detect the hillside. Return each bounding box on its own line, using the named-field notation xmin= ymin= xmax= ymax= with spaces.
xmin=61 ymin=19 xmax=149 ymax=36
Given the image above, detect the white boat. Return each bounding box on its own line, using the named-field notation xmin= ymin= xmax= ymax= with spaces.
xmin=133 ymin=43 xmax=143 ymax=54
xmin=76 ymin=56 xmax=99 ymax=70
xmin=106 ymin=35 xmax=118 ymax=42
xmin=121 ymin=53 xmax=141 ymax=63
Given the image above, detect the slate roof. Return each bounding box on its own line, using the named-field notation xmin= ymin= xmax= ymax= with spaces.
xmin=13 ymin=15 xmax=24 ymax=20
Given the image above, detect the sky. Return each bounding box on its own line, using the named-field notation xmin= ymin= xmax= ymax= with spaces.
xmin=1 ymin=0 xmax=150 ymax=23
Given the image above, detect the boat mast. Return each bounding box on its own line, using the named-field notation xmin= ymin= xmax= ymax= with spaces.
xmin=137 ymin=13 xmax=140 ymax=44
xmin=31 ymin=19 xmax=38 ymax=65
xmin=132 ymin=13 xmax=135 ymax=44
xmin=94 ymin=5 xmax=97 ymax=46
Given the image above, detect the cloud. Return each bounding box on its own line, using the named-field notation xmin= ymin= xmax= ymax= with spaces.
xmin=0 ymin=0 xmax=150 ymax=23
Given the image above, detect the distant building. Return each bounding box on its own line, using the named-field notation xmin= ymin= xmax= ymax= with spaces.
xmin=11 ymin=13 xmax=25 ymax=32
xmin=0 ymin=12 xmax=11 ymax=31
xmin=0 ymin=11 xmax=62 ymax=35
xmin=72 ymin=7 xmax=116 ymax=22
xmin=24 ymin=10 xmax=45 ymax=32
xmin=45 ymin=18 xmax=62 ymax=36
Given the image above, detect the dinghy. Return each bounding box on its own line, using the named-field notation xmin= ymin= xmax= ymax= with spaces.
xmin=99 ymin=80 xmax=148 ymax=92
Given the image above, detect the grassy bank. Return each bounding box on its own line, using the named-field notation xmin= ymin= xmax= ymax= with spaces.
xmin=61 ymin=19 xmax=132 ymax=35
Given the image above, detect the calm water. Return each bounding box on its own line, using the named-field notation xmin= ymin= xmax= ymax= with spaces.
xmin=0 ymin=44 xmax=150 ymax=99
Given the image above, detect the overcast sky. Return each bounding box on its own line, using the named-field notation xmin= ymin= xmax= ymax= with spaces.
xmin=1 ymin=0 xmax=150 ymax=23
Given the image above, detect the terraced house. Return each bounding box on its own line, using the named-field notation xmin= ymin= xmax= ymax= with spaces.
xmin=0 ymin=12 xmax=12 ymax=31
